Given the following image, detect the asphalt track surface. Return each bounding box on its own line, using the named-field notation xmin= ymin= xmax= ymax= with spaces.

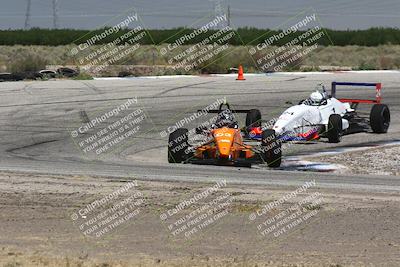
xmin=0 ymin=72 xmax=399 ymax=192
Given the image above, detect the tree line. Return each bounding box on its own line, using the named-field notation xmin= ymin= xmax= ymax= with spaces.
xmin=0 ymin=27 xmax=399 ymax=46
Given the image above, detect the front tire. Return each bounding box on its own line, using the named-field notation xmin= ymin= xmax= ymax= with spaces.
xmin=327 ymin=114 xmax=342 ymax=143
xmin=246 ymin=109 xmax=261 ymax=129
xmin=168 ymin=128 xmax=189 ymax=163
xmin=370 ymin=104 xmax=390 ymax=133
xmin=261 ymin=129 xmax=282 ymax=168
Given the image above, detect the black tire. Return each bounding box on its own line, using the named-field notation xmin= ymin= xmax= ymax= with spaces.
xmin=246 ymin=109 xmax=261 ymax=129
xmin=118 ymin=71 xmax=132 ymax=77
xmin=370 ymin=104 xmax=390 ymax=133
xmin=261 ymin=129 xmax=282 ymax=168
xmin=24 ymin=71 xmax=43 ymax=80
xmin=168 ymin=128 xmax=189 ymax=163
xmin=0 ymin=73 xmax=24 ymax=82
xmin=57 ymin=67 xmax=79 ymax=77
xmin=326 ymin=114 xmax=342 ymax=143
xmin=39 ymin=70 xmax=57 ymax=78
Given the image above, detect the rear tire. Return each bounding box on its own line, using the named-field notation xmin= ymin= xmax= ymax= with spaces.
xmin=168 ymin=128 xmax=189 ymax=163
xmin=246 ymin=109 xmax=261 ymax=129
xmin=327 ymin=114 xmax=342 ymax=143
xmin=261 ymin=129 xmax=282 ymax=168
xmin=370 ymin=104 xmax=390 ymax=133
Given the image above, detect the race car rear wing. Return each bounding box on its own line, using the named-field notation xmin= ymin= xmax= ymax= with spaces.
xmin=197 ymin=102 xmax=251 ymax=114
xmin=200 ymin=109 xmax=252 ymax=114
xmin=331 ymin=82 xmax=382 ymax=104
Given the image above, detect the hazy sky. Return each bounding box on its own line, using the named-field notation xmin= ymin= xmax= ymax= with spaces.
xmin=1 ymin=0 xmax=400 ymax=30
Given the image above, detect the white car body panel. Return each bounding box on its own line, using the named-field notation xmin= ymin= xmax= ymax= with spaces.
xmin=273 ymin=97 xmax=351 ymax=136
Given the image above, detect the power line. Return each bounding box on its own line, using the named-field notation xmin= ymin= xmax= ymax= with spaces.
xmin=0 ymin=11 xmax=398 ymax=20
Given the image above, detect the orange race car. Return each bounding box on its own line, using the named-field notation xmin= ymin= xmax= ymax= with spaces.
xmin=167 ymin=102 xmax=281 ymax=167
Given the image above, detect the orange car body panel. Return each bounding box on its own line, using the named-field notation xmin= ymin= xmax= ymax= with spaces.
xmin=195 ymin=127 xmax=254 ymax=160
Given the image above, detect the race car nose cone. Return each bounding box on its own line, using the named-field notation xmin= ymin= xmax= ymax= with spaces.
xmin=213 ymin=128 xmax=235 ymax=159
xmin=218 ymin=146 xmax=230 ymax=158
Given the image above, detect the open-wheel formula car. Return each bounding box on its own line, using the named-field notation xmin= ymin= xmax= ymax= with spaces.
xmin=246 ymin=82 xmax=391 ymax=167
xmin=167 ymin=102 xmax=282 ymax=167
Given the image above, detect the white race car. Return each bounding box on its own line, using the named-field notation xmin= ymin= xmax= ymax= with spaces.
xmin=246 ymin=82 xmax=391 ymax=167
xmin=245 ymin=82 xmax=390 ymax=167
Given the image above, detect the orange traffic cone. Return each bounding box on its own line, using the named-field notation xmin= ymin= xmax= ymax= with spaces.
xmin=236 ymin=65 xmax=246 ymax=80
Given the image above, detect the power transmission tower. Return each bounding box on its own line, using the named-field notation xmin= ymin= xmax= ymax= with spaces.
xmin=24 ymin=0 xmax=31 ymax=29
xmin=52 ymin=0 xmax=59 ymax=29
xmin=209 ymin=0 xmax=227 ymax=29
xmin=227 ymin=5 xmax=231 ymax=27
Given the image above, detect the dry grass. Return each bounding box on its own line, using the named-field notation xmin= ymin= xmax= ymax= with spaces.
xmin=1 ymin=45 xmax=399 ymax=76
xmin=304 ymin=45 xmax=400 ymax=70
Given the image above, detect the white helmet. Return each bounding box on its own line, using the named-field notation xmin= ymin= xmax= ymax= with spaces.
xmin=310 ymin=90 xmax=324 ymax=105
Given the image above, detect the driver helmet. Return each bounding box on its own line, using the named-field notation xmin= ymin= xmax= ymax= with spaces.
xmin=310 ymin=90 xmax=324 ymax=105
xmin=216 ymin=110 xmax=237 ymax=128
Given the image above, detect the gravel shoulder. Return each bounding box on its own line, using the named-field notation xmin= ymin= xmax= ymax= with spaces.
xmin=307 ymin=145 xmax=400 ymax=176
xmin=1 ymin=171 xmax=400 ymax=267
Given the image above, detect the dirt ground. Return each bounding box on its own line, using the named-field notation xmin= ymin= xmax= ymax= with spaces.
xmin=0 ymin=171 xmax=399 ymax=267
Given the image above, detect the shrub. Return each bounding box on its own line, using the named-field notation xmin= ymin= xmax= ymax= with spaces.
xmin=72 ymin=72 xmax=93 ymax=80
xmin=8 ymin=54 xmax=47 ymax=72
